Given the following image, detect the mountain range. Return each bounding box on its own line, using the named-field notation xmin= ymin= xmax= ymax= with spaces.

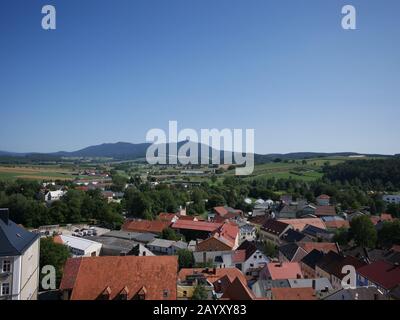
xmin=0 ymin=142 xmax=391 ymax=163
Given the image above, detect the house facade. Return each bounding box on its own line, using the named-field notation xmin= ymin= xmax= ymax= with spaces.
xmin=0 ymin=209 xmax=40 ymax=300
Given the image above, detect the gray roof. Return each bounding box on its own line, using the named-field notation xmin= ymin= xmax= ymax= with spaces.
xmin=0 ymin=209 xmax=39 ymax=257
xmin=147 ymin=239 xmax=176 ymax=248
xmin=102 ymin=230 xmax=156 ymax=243
xmin=324 ymin=287 xmax=388 ymax=300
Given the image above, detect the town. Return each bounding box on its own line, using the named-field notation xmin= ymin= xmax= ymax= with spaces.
xmin=1 ymin=156 xmax=400 ymax=301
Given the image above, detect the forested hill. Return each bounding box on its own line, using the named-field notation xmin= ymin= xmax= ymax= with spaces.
xmin=323 ymin=158 xmax=400 ymax=190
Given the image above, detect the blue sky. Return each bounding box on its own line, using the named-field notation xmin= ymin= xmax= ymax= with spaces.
xmin=0 ymin=0 xmax=399 ymax=154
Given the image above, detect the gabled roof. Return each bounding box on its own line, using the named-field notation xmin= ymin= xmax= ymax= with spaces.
xmin=317 ymin=252 xmax=366 ymax=279
xmin=302 ymin=225 xmax=332 ymax=238
xmin=122 ymin=219 xmax=171 ymax=234
xmin=236 ymin=240 xmax=258 ymax=261
xmin=279 ymin=243 xmax=302 ymax=261
xmin=357 ymin=261 xmax=400 ymax=290
xmin=317 ymin=194 xmax=331 ymax=200
xmin=299 ymin=242 xmax=339 ymax=254
xmin=278 ymin=218 xmax=326 ymax=232
xmin=0 ymin=209 xmax=39 ymax=257
xmin=172 ymin=220 xmax=222 ymax=233
xmin=221 ymin=277 xmax=255 ymax=300
xmin=266 ymin=262 xmax=303 ymax=280
xmin=261 ymin=219 xmax=290 ymax=236
xmin=280 ymin=229 xmax=307 ymax=243
xmin=315 ymin=206 xmax=336 ymax=217
xmin=60 ymin=256 xmax=178 ymax=300
xmin=301 ymin=249 xmax=325 ymax=269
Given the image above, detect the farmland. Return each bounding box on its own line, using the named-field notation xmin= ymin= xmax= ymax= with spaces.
xmin=0 ymin=165 xmax=77 ymax=181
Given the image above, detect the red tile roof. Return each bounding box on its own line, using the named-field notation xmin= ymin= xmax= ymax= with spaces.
xmin=172 ymin=220 xmax=222 ymax=233
xmin=60 ymin=256 xmax=178 ymax=300
xmin=233 ymin=250 xmax=247 ymax=263
xmin=271 ymin=287 xmax=316 ymax=300
xmin=213 ymin=222 xmax=239 ymax=248
xmin=158 ymin=213 xmax=177 ymax=222
xmin=299 ymin=242 xmax=339 ymax=254
xmin=122 ymin=219 xmax=171 ymax=234
xmin=357 ymin=261 xmax=400 ymax=290
xmin=324 ymin=220 xmax=350 ymax=229
xmin=317 ymin=194 xmax=330 ymax=199
xmin=279 ymin=218 xmax=326 ymax=231
xmin=266 ymin=262 xmax=303 ymax=280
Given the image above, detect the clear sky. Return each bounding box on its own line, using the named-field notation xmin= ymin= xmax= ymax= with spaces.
xmin=0 ymin=0 xmax=399 ymax=154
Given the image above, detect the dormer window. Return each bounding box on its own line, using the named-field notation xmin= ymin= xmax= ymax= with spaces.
xmin=99 ymin=286 xmax=111 ymax=300
xmin=163 ymin=289 xmax=170 ymax=299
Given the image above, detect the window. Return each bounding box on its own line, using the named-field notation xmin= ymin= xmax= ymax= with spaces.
xmin=2 ymin=260 xmax=11 ymax=273
xmin=1 ymin=283 xmax=10 ymax=296
xmin=163 ymin=289 xmax=169 ymax=299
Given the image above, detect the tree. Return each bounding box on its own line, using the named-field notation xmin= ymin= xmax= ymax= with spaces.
xmin=262 ymin=241 xmax=277 ymax=258
xmin=333 ymin=228 xmax=349 ymax=246
xmin=177 ymin=249 xmax=195 ymax=269
xmin=378 ymin=220 xmax=400 ymax=248
xmin=40 ymin=237 xmax=71 ymax=288
xmin=349 ymin=215 xmax=377 ymax=248
xmin=192 ymin=284 xmax=208 ymax=300
xmin=162 ymin=228 xmax=180 ymax=241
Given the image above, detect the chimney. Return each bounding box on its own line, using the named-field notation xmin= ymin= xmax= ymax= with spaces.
xmin=0 ymin=208 xmax=9 ymax=225
xmin=312 ymin=279 xmax=316 ymax=290
xmin=213 ymin=267 xmax=217 ymax=275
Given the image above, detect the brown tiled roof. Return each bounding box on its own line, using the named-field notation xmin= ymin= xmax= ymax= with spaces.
xmin=172 ymin=220 xmax=222 ymax=232
xmin=60 ymin=256 xmax=178 ymax=300
xmin=221 ymin=277 xmax=255 ymax=300
xmin=261 ymin=219 xmax=289 ymax=236
xmin=299 ymin=242 xmax=339 ymax=254
xmin=324 ymin=220 xmax=350 ymax=229
xmin=317 ymin=194 xmax=330 ymax=199
xmin=267 ymin=262 xmax=303 ymax=280
xmin=122 ymin=219 xmax=171 ymax=234
xmin=271 ymin=287 xmax=316 ymax=300
xmin=315 ymin=206 xmax=336 ymax=216
xmin=279 ymin=218 xmax=326 ymax=231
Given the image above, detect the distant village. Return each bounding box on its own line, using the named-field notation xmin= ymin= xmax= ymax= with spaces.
xmin=1 ymin=171 xmax=400 ymax=300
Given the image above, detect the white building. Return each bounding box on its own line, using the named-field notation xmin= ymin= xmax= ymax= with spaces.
xmin=239 ymin=224 xmax=257 ymax=243
xmin=383 ymin=194 xmax=400 ymax=205
xmin=55 ymin=235 xmax=102 ymax=257
xmin=45 ymin=190 xmax=66 ymax=204
xmin=0 ymin=209 xmax=40 ymax=300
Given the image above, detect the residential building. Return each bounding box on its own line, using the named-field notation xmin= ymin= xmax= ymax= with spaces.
xmin=316 ymin=251 xmax=367 ymax=291
xmin=147 ymin=239 xmax=188 ymax=255
xmin=259 ymin=219 xmax=291 ymax=244
xmin=239 ymin=224 xmax=257 ymax=243
xmin=44 ymin=190 xmax=66 ymax=204
xmin=316 ymin=194 xmax=331 ymax=206
xmin=383 ymin=194 xmax=400 ymax=204
xmin=357 ymin=260 xmax=400 ymax=295
xmin=278 ymin=218 xmax=327 ymax=232
xmin=232 ymin=241 xmax=269 ymax=275
xmin=60 ymin=256 xmax=178 ymax=300
xmin=0 ymin=209 xmax=40 ymax=300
